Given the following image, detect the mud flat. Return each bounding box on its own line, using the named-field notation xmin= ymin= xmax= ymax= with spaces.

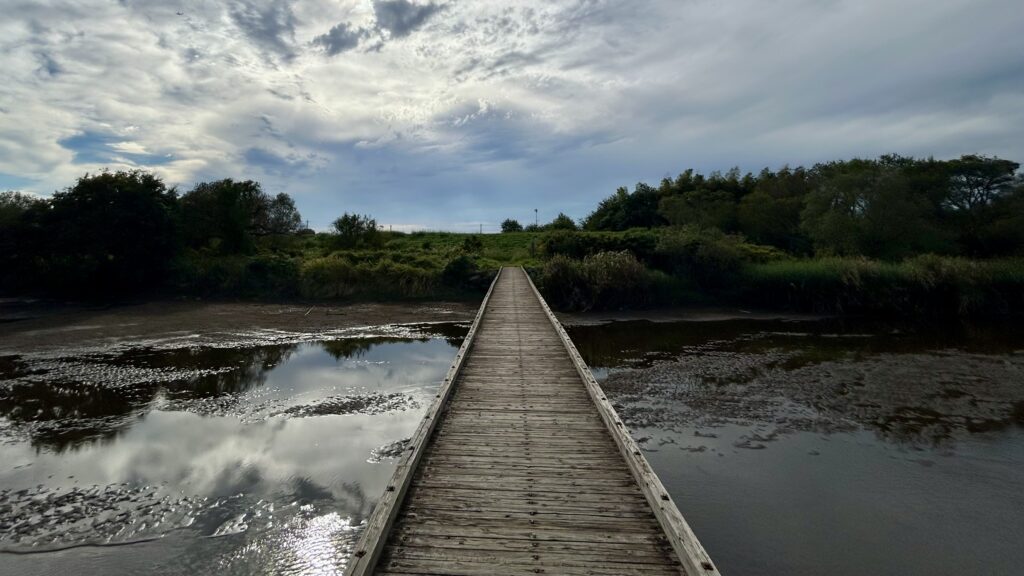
xmin=0 ymin=299 xmax=476 ymax=353
xmin=568 ymin=316 xmax=1024 ymax=576
xmin=0 ymin=302 xmax=472 ymax=576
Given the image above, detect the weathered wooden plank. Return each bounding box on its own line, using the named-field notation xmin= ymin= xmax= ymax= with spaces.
xmin=342 ymin=269 xmax=503 ymax=576
xmin=522 ymin=269 xmax=721 ymax=576
xmin=347 ymin=267 xmax=715 ymax=576
xmin=384 ymin=546 xmax=680 ymax=568
xmin=402 ymin=500 xmax=655 ymax=519
xmin=376 ymin=553 xmax=679 ymax=569
xmin=390 ymin=533 xmax=673 ymax=558
xmin=390 ymin=523 xmax=672 ymax=546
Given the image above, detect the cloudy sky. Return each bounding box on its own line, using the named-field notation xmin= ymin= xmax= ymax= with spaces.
xmin=2 ymin=0 xmax=1022 ymax=230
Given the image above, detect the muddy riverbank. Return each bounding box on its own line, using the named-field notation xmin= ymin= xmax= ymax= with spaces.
xmin=567 ymin=316 xmax=1024 ymax=576
xmin=0 ymin=299 xmax=476 ymax=354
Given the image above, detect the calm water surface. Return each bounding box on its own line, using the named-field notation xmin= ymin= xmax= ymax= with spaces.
xmin=3 ymin=316 xmax=1023 ymax=575
xmin=568 ymin=318 xmax=1024 ymax=576
xmin=0 ymin=323 xmax=466 ymax=575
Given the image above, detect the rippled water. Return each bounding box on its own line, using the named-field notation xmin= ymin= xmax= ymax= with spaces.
xmin=568 ymin=318 xmax=1024 ymax=576
xmin=0 ymin=323 xmax=466 ymax=575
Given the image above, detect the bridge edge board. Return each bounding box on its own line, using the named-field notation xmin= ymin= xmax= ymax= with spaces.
xmin=343 ymin=267 xmax=504 ymax=576
xmin=521 ymin=268 xmax=722 ymax=576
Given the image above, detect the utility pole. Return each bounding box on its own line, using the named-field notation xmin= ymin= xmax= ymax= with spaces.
xmin=479 ymin=223 xmax=482 ymax=234
xmin=534 ymin=208 xmax=538 ymax=227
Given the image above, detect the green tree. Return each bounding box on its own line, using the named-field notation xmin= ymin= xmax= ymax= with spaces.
xmin=30 ymin=170 xmax=179 ymax=295
xmin=801 ymin=161 xmax=946 ymax=259
xmin=500 ymin=218 xmax=523 ymax=233
xmin=0 ymin=191 xmax=44 ymax=228
xmin=547 ymin=213 xmax=578 ymax=231
xmin=658 ymin=189 xmax=736 ymax=231
xmin=942 ymin=155 xmax=1020 ymax=254
xmin=180 ymin=180 xmax=271 ymax=254
xmin=331 ymin=213 xmax=380 ymax=248
xmin=737 ymin=167 xmax=811 ymax=252
xmin=583 ymin=183 xmax=664 ymax=231
xmin=265 ymin=193 xmax=303 ymax=236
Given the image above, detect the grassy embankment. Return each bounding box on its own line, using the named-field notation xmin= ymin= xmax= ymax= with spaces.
xmin=171 ymin=231 xmax=542 ymax=301
xmin=174 ymin=228 xmax=1024 ymax=317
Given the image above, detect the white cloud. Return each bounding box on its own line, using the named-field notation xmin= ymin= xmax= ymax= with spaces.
xmin=0 ymin=0 xmax=1020 ymax=224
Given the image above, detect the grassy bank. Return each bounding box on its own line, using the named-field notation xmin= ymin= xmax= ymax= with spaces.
xmin=528 ymin=229 xmax=1024 ymax=317
xmin=168 ymin=227 xmax=1024 ymax=318
xmin=167 ymin=231 xmax=541 ymax=301
xmin=739 ymin=256 xmax=1024 ymax=316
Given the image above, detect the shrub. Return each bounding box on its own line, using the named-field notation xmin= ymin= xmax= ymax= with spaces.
xmin=739 ymin=256 xmax=1024 ymax=316
xmin=583 ymin=251 xmax=651 ymax=309
xmin=241 ymin=255 xmax=300 ymax=298
xmin=442 ymin=255 xmax=479 ymax=288
xmin=501 ymin=219 xmax=523 ymax=233
xmin=299 ymin=256 xmax=440 ymax=299
xmin=461 ymin=235 xmax=484 ymax=253
xmin=653 ymin=227 xmax=745 ymax=288
xmin=538 ymin=255 xmax=591 ymax=311
xmin=331 ymin=213 xmax=381 ymax=249
xmin=537 ymin=251 xmax=652 ymax=311
xmin=546 ymin=213 xmax=578 ymax=231
xmin=539 ymin=230 xmax=659 ymax=262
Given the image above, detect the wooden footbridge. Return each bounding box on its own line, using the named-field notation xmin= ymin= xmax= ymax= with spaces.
xmin=346 ymin=267 xmax=719 ymax=576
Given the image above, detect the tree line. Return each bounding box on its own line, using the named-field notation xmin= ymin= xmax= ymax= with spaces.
xmin=577 ymin=154 xmax=1023 ymax=260
xmin=501 ymin=213 xmax=577 ymax=233
xmin=0 ymin=171 xmax=311 ymax=297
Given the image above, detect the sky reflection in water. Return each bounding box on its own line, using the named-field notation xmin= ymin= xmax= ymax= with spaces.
xmin=0 ymin=327 xmax=465 ymax=575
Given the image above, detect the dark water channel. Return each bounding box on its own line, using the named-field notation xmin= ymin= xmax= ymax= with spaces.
xmin=567 ymin=318 xmax=1024 ymax=576
xmin=0 ymin=323 xmax=467 ymax=575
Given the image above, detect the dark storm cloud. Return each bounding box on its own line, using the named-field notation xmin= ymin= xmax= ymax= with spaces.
xmin=312 ymin=22 xmax=368 ymax=55
xmin=229 ymin=0 xmax=297 ymax=59
xmin=373 ymin=0 xmax=444 ymax=38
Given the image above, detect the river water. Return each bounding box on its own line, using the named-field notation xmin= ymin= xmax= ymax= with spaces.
xmin=568 ymin=318 xmax=1024 ymax=576
xmin=0 ymin=323 xmax=467 ymax=575
xmin=1 ymin=315 xmax=1022 ymax=575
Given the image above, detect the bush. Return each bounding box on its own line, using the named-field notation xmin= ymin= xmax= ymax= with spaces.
xmin=537 ymin=251 xmax=652 ymax=311
xmin=653 ymin=227 xmax=746 ymax=288
xmin=539 ymin=255 xmax=592 ymax=311
xmin=171 ymin=254 xmax=300 ymax=298
xmin=331 ymin=213 xmax=381 ymax=249
xmin=300 ymin=256 xmax=439 ymax=299
xmin=461 ymin=235 xmax=483 ymax=253
xmin=739 ymin=256 xmax=1024 ymax=316
xmin=442 ymin=255 xmax=479 ymax=288
xmin=539 ymin=230 xmax=659 ymax=262
xmin=242 ymin=255 xmax=300 ymax=298
xmin=501 ymin=219 xmax=523 ymax=233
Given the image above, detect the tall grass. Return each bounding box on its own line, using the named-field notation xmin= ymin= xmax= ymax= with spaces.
xmin=172 ymin=249 xmax=494 ymax=301
xmin=536 ymin=251 xmax=695 ymax=311
xmin=173 ymin=229 xmax=1022 ymax=317
xmin=740 ymin=256 xmax=1024 ymax=316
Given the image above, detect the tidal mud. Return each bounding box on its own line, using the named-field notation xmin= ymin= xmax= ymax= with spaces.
xmin=568 ymin=317 xmax=1024 ymax=576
